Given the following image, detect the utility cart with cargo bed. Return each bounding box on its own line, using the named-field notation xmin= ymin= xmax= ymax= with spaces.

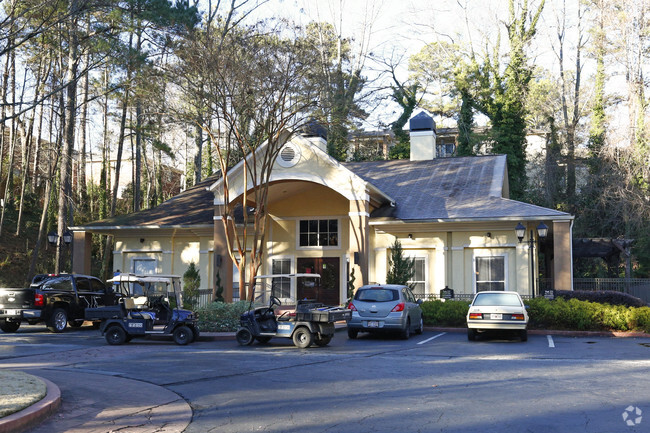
xmin=236 ymin=274 xmax=351 ymax=348
xmin=85 ymin=274 xmax=199 ymax=345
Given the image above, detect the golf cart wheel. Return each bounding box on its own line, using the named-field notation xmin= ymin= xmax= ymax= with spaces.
xmin=173 ymin=325 xmax=192 ymax=345
xmin=314 ymin=335 xmax=332 ymax=347
xmin=191 ymin=327 xmax=200 ymax=342
xmin=347 ymin=328 xmax=358 ymax=339
xmin=292 ymin=327 xmax=313 ymax=349
xmin=255 ymin=336 xmax=272 ymax=344
xmin=236 ymin=328 xmax=254 ymax=346
xmin=47 ymin=308 xmax=68 ymax=333
xmin=0 ymin=319 xmax=20 ymax=333
xmin=105 ymin=325 xmax=127 ymax=345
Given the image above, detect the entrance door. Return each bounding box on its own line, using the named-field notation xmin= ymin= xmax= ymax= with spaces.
xmin=297 ymin=257 xmax=340 ymax=305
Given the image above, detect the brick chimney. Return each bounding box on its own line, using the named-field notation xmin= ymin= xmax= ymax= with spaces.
xmin=409 ymin=111 xmax=437 ymax=161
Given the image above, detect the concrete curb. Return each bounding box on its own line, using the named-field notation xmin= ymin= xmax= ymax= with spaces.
xmin=0 ymin=376 xmax=60 ymax=433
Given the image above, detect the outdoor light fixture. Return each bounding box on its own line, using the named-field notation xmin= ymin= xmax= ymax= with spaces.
xmin=515 ymin=222 xmax=549 ymax=298
xmin=47 ymin=231 xmax=58 ymax=246
xmin=47 ymin=230 xmax=73 ymax=246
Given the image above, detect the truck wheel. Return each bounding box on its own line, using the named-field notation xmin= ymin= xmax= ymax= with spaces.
xmin=105 ymin=325 xmax=127 ymax=345
xmin=173 ymin=326 xmax=192 ymax=345
xmin=292 ymin=327 xmax=313 ymax=349
xmin=0 ymin=319 xmax=20 ymax=333
xmin=47 ymin=308 xmax=68 ymax=333
xmin=236 ymin=328 xmax=254 ymax=346
xmin=314 ymin=335 xmax=332 ymax=347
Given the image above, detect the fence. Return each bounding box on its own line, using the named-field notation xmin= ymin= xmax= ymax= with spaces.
xmin=540 ymin=278 xmax=650 ymax=303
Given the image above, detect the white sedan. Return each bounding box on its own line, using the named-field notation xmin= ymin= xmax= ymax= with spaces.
xmin=466 ymin=291 xmax=529 ymax=341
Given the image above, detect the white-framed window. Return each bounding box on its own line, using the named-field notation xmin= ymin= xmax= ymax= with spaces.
xmin=407 ymin=257 xmax=427 ymax=295
xmin=132 ymin=258 xmax=156 ymax=275
xmin=271 ymin=258 xmax=292 ymax=300
xmin=475 ymin=255 xmax=506 ymax=292
xmin=298 ymin=219 xmax=339 ymax=248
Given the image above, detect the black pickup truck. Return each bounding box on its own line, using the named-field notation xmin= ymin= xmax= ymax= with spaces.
xmin=0 ymin=274 xmax=117 ymax=333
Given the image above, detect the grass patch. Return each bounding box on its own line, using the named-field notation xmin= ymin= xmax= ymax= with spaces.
xmin=0 ymin=371 xmax=47 ymax=418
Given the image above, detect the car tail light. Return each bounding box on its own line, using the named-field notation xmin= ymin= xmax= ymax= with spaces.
xmin=468 ymin=313 xmax=483 ymax=320
xmin=511 ymin=314 xmax=525 ymax=320
xmin=348 ymin=302 xmax=357 ymax=311
xmin=34 ymin=293 xmax=44 ymax=307
xmin=391 ymin=302 xmax=405 ymax=312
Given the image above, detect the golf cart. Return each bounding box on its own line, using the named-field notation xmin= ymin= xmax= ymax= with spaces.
xmin=235 ymin=273 xmax=351 ymax=348
xmin=85 ymin=273 xmax=199 ymax=346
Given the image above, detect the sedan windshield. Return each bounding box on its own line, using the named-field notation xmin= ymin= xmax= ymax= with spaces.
xmin=473 ymin=293 xmax=522 ymax=307
xmin=355 ymin=288 xmax=399 ymax=302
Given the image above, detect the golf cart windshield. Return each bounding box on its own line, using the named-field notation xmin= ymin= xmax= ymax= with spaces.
xmin=108 ymin=274 xmax=183 ymax=308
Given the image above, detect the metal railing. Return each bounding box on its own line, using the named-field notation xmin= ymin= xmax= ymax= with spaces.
xmin=539 ymin=278 xmax=650 ymax=303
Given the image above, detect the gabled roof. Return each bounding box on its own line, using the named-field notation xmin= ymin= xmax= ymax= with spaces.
xmin=344 ymin=155 xmax=570 ymax=222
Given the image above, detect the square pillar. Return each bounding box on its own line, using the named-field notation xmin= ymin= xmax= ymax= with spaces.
xmin=349 ymin=199 xmax=370 ymax=288
xmin=214 ymin=205 xmax=234 ymax=302
xmin=72 ymin=231 xmax=92 ymax=274
xmin=553 ymin=220 xmax=573 ymax=291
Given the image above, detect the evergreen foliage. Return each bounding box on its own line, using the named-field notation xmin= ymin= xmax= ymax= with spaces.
xmin=386 ymin=239 xmax=415 ymax=287
xmin=183 ymin=262 xmax=201 ymax=309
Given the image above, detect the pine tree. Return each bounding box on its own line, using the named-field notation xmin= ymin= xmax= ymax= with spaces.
xmin=386 ymin=239 xmax=415 ymax=287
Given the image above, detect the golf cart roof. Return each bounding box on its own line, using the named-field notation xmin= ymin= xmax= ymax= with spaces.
xmin=254 ymin=273 xmax=321 ymax=280
xmin=108 ymin=273 xmax=181 ymax=284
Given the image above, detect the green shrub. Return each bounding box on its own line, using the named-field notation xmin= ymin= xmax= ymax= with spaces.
xmin=526 ymin=297 xmax=650 ymax=332
xmin=195 ymin=301 xmax=251 ymax=332
xmin=421 ymin=300 xmax=469 ymax=327
xmin=556 ymin=290 xmax=645 ymax=307
xmin=629 ymin=307 xmax=650 ymax=333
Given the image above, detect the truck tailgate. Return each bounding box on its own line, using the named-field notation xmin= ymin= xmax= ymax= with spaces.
xmin=0 ymin=288 xmax=34 ymax=309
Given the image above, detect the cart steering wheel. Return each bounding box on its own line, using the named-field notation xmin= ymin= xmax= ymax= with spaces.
xmin=270 ymin=296 xmax=281 ymax=307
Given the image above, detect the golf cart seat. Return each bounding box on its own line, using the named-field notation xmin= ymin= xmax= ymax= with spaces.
xmin=122 ymin=297 xmax=154 ymax=320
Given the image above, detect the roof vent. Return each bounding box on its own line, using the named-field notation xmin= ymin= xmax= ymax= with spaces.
xmin=409 ymin=111 xmax=436 ymax=132
xmin=277 ymin=142 xmax=300 ymax=167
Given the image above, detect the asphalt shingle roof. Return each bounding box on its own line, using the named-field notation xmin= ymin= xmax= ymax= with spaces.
xmin=81 ymin=175 xmax=219 ymax=228
xmin=344 ymin=155 xmax=569 ymax=221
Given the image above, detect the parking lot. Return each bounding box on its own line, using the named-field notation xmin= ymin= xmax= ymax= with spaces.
xmin=1 ymin=325 xmax=649 ymax=432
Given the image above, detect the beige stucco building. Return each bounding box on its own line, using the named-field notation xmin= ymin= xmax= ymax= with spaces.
xmin=71 ymin=114 xmax=574 ymax=305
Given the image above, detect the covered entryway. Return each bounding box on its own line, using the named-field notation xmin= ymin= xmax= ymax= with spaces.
xmin=296 ymin=258 xmax=340 ymax=305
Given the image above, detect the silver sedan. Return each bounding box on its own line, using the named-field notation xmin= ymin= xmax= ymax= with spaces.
xmin=347 ymin=284 xmax=423 ymax=339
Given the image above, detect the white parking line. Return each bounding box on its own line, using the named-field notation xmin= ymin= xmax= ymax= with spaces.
xmin=417 ymin=332 xmax=447 ymax=345
xmin=547 ymin=335 xmax=555 ymax=348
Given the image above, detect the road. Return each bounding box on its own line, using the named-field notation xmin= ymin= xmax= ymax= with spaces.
xmin=1 ymin=325 xmax=649 ymax=433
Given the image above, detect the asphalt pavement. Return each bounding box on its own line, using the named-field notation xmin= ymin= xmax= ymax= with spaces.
xmin=1 ymin=327 xmax=649 ymax=433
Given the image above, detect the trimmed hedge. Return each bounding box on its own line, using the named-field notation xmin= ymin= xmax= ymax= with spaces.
xmin=195 ymin=301 xmax=251 ymax=332
xmin=421 ymin=300 xmax=469 ymax=327
xmin=421 ymin=297 xmax=650 ymax=333
xmin=555 ymin=290 xmax=646 ymax=307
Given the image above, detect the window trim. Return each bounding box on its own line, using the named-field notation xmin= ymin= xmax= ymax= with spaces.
xmin=473 ymin=253 xmax=508 ymax=293
xmin=406 ymin=254 xmax=428 ymax=296
xmin=296 ymin=218 xmax=340 ymax=250
xmin=270 ymin=256 xmax=294 ymax=303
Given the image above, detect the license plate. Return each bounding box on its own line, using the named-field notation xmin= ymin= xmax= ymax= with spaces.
xmin=490 ymin=314 xmax=503 ymax=320
xmin=367 ymin=321 xmax=379 ymax=328
xmin=4 ymin=309 xmax=18 ymax=316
